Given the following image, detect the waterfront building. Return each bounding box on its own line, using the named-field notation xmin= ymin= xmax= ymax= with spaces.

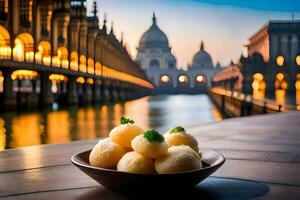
xmin=135 ymin=13 xmax=221 ymax=93
xmin=213 ymin=20 xmax=300 ymax=107
xmin=0 ymin=0 xmax=153 ymax=111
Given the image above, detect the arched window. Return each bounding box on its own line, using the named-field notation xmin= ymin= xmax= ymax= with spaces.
xmin=149 ymin=59 xmax=160 ymax=69
xmin=275 ymin=73 xmax=288 ymax=106
xmin=79 ymin=55 xmax=87 ymax=73
xmin=178 ymin=75 xmax=189 ymax=84
xmin=252 ymin=73 xmax=266 ymax=100
xmin=36 ymin=41 xmax=51 ymax=65
xmin=13 ymin=33 xmax=34 ymax=62
xmin=70 ymin=51 xmax=78 ymax=71
xmin=0 ymin=25 xmax=11 ymax=59
xmin=87 ymin=58 xmax=94 ymax=74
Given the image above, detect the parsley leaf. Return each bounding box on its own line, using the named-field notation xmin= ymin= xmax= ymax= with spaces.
xmin=143 ymin=129 xmax=164 ymax=143
xmin=120 ymin=117 xmax=134 ymax=124
xmin=168 ymin=126 xmax=185 ymax=134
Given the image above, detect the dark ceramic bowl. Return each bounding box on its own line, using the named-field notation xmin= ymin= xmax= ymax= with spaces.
xmin=71 ymin=149 xmax=225 ymax=194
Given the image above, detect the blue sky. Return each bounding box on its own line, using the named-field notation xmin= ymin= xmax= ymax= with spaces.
xmin=87 ymin=0 xmax=300 ymax=68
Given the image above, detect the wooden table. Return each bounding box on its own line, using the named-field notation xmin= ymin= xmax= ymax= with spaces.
xmin=1 ymin=112 xmax=300 ymax=199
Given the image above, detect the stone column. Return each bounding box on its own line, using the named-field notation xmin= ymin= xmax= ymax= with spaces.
xmin=2 ymin=69 xmax=16 ymax=110
xmin=67 ymin=76 xmax=78 ymax=105
xmin=39 ymin=73 xmax=53 ymax=108
xmin=92 ymin=81 xmax=101 ymax=103
xmin=82 ymin=83 xmax=92 ymax=104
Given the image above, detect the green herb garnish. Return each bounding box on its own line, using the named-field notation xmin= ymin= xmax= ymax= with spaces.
xmin=168 ymin=126 xmax=185 ymax=134
xmin=143 ymin=129 xmax=164 ymax=143
xmin=121 ymin=117 xmax=134 ymax=124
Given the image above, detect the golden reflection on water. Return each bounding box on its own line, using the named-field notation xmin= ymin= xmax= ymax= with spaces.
xmin=1 ymin=95 xmax=222 ymax=150
xmin=10 ymin=114 xmax=42 ymax=148
xmin=46 ymin=111 xmax=71 ymax=144
xmin=211 ymin=105 xmax=223 ymax=121
xmin=0 ymin=118 xmax=6 ymax=151
xmin=124 ymin=96 xmax=150 ymax=130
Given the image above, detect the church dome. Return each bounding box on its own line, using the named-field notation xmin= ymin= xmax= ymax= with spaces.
xmin=192 ymin=41 xmax=213 ymax=68
xmin=139 ymin=13 xmax=169 ymax=50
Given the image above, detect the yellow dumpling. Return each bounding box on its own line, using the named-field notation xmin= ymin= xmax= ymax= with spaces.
xmin=117 ymin=151 xmax=155 ymax=174
xmin=109 ymin=124 xmax=144 ymax=148
xmin=165 ymin=132 xmax=199 ymax=152
xmin=155 ymin=145 xmax=202 ymax=174
xmin=131 ymin=130 xmax=168 ymax=159
xmin=89 ymin=138 xmax=127 ymax=168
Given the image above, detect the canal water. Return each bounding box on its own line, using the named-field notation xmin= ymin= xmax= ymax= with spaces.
xmin=0 ymin=94 xmax=222 ymax=151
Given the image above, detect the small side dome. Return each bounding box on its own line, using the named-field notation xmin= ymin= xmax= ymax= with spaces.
xmin=191 ymin=41 xmax=213 ymax=69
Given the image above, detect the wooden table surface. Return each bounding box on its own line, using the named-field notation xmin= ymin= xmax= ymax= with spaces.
xmin=1 ymin=112 xmax=300 ymax=200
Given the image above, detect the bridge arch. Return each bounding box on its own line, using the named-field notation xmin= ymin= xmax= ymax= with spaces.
xmin=178 ymin=74 xmax=189 ymax=85
xmin=49 ymin=74 xmax=67 ymax=94
xmin=13 ymin=33 xmax=34 ymax=62
xmin=195 ymin=74 xmax=206 ymax=84
xmin=0 ymin=25 xmax=11 ymax=59
xmin=252 ymin=73 xmax=266 ymax=100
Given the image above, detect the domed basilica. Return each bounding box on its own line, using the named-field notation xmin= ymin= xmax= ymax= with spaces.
xmin=135 ymin=13 xmax=222 ymax=93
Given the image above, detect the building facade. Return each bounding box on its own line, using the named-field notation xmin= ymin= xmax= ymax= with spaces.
xmin=135 ymin=14 xmax=221 ymax=93
xmin=0 ymin=0 xmax=153 ymax=110
xmin=213 ymin=20 xmax=300 ymax=107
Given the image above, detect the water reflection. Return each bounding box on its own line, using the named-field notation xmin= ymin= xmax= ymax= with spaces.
xmin=0 ymin=95 xmax=222 ymax=151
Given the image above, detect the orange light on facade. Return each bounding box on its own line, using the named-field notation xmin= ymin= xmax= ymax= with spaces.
xmin=70 ymin=51 xmax=78 ymax=71
xmin=296 ymin=55 xmax=300 ymax=66
xmin=11 ymin=70 xmax=38 ymax=80
xmin=0 ymin=25 xmax=11 ymax=59
xmin=86 ymin=78 xmax=94 ymax=85
xmin=95 ymin=62 xmax=102 ymax=76
xmin=276 ymin=73 xmax=284 ymax=82
xmin=87 ymin=58 xmax=94 ymax=74
xmin=0 ymin=72 xmax=3 ymax=93
xmin=161 ymin=75 xmax=170 ymax=83
xmin=52 ymin=56 xmax=61 ymax=67
xmin=79 ymin=55 xmax=87 ymax=73
xmin=0 ymin=46 xmax=11 ymax=59
xmin=76 ymin=76 xmax=85 ymax=84
xmin=49 ymin=74 xmax=67 ymax=82
xmin=61 ymin=59 xmax=69 ymax=69
xmin=178 ymin=75 xmax=188 ymax=83
xmin=196 ymin=75 xmax=205 ymax=83
xmin=13 ymin=38 xmax=24 ymax=61
xmin=276 ymin=55 xmax=284 ymax=66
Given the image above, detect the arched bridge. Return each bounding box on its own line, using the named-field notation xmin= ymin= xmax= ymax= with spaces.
xmin=0 ymin=1 xmax=153 ymax=111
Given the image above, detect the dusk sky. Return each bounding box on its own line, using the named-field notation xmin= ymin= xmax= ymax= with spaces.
xmin=87 ymin=0 xmax=300 ymax=68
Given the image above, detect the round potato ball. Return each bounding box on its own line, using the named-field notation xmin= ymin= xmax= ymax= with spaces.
xmin=89 ymin=138 xmax=127 ymax=168
xmin=131 ymin=135 xmax=168 ymax=159
xmin=164 ymin=131 xmax=199 ymax=152
xmin=155 ymin=145 xmax=202 ymax=174
xmin=109 ymin=124 xmax=144 ymax=148
xmin=117 ymin=151 xmax=155 ymax=174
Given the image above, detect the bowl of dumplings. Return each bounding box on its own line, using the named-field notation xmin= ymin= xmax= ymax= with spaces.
xmin=71 ymin=117 xmax=225 ymax=194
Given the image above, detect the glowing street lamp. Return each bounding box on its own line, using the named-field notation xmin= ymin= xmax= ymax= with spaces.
xmin=276 ymin=55 xmax=284 ymax=66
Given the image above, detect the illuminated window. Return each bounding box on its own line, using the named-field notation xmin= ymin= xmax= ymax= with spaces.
xmin=20 ymin=0 xmax=33 ymax=27
xmin=252 ymin=73 xmax=266 ymax=100
xmin=296 ymin=55 xmax=300 ymax=66
xmin=76 ymin=76 xmax=85 ymax=84
xmin=0 ymin=25 xmax=11 ymax=59
xmin=196 ymin=75 xmax=205 ymax=83
xmin=11 ymin=70 xmax=38 ymax=80
xmin=0 ymin=0 xmax=8 ymax=20
xmin=178 ymin=75 xmax=188 ymax=83
xmin=276 ymin=55 xmax=284 ymax=66
xmin=160 ymin=75 xmax=170 ymax=83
